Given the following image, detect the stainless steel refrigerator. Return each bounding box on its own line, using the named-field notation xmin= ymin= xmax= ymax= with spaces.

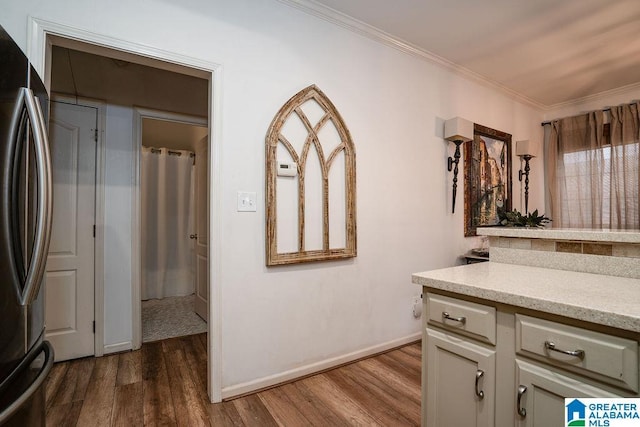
xmin=0 ymin=25 xmax=54 ymax=426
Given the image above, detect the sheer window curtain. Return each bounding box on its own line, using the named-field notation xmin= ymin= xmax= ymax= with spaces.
xmin=545 ymin=102 xmax=639 ymax=229
xmin=609 ymin=103 xmax=640 ymax=228
xmin=141 ymin=147 xmax=196 ymax=300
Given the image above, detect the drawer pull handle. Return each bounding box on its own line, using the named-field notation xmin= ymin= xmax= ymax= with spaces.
xmin=474 ymin=370 xmax=485 ymax=400
xmin=442 ymin=312 xmax=466 ymax=325
xmin=517 ymin=385 xmax=527 ymax=417
xmin=544 ymin=341 xmax=585 ymax=359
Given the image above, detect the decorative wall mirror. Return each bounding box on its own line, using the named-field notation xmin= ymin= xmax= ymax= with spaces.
xmin=265 ymin=85 xmax=356 ymax=266
xmin=464 ymin=123 xmax=512 ymax=237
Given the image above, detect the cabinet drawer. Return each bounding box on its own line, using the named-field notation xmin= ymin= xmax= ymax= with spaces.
xmin=516 ymin=314 xmax=638 ymax=392
xmin=426 ymin=293 xmax=496 ymax=345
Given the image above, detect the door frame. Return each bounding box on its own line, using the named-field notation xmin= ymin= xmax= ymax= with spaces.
xmin=132 ymin=107 xmax=208 ymax=349
xmin=28 ymin=18 xmax=224 ymax=402
xmin=49 ymin=94 xmax=106 ymax=358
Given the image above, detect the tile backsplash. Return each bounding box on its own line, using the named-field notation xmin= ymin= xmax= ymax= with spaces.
xmin=488 ymin=236 xmax=640 ymax=279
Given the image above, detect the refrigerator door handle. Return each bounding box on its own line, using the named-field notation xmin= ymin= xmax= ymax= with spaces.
xmin=0 ymin=341 xmax=54 ymax=425
xmin=19 ymin=87 xmax=53 ymax=306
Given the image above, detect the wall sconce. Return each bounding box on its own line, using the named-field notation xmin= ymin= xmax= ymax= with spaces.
xmin=516 ymin=140 xmax=535 ymax=214
xmin=444 ymin=117 xmax=473 ymax=213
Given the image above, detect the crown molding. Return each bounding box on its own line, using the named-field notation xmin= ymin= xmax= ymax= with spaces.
xmin=545 ymin=81 xmax=640 ymax=113
xmin=277 ymin=0 xmax=547 ymax=111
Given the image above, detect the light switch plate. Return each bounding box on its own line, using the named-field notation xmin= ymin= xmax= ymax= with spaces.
xmin=237 ymin=191 xmax=257 ymax=212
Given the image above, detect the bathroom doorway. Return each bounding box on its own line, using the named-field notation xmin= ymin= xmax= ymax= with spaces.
xmin=139 ymin=114 xmax=208 ymax=342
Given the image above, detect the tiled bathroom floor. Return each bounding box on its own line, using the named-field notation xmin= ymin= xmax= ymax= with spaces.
xmin=142 ymin=294 xmax=207 ymax=342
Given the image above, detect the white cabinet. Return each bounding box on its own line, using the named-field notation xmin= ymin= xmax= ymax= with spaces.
xmin=425 ymin=328 xmax=495 ymax=427
xmin=422 ymin=291 xmax=639 ymax=427
xmin=424 ymin=294 xmax=497 ymax=427
xmin=515 ymin=360 xmax=621 ymax=427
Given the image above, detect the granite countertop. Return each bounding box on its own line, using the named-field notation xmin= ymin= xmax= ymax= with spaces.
xmin=478 ymin=227 xmax=640 ymax=243
xmin=412 ymin=262 xmax=640 ymax=333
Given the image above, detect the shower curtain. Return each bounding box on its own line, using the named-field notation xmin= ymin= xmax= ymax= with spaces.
xmin=141 ymin=146 xmax=195 ymax=300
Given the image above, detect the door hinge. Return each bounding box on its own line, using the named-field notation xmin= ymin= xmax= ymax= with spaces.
xmin=93 ymin=225 xmax=96 ymax=237
xmin=92 ymin=321 xmax=95 ymax=334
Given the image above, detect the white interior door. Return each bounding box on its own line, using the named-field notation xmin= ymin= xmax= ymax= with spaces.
xmin=194 ymin=136 xmax=209 ymax=321
xmin=45 ymin=101 xmax=97 ymax=361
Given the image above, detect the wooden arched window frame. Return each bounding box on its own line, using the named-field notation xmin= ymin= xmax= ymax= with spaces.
xmin=266 ymin=85 xmax=356 ymax=266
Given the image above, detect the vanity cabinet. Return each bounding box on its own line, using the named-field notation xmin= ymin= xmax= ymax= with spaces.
xmin=422 ymin=291 xmax=639 ymax=427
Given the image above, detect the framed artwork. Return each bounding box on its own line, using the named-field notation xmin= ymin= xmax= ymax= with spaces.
xmin=464 ymin=123 xmax=512 ymax=237
xmin=265 ymin=85 xmax=357 ymax=266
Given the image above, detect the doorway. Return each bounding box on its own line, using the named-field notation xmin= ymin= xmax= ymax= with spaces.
xmin=136 ymin=113 xmax=209 ymax=343
xmin=33 ymin=19 xmax=223 ymax=402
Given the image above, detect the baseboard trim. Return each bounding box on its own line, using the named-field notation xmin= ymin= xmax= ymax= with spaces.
xmin=221 ymin=332 xmax=421 ymax=400
xmin=103 ymin=341 xmax=133 ymax=354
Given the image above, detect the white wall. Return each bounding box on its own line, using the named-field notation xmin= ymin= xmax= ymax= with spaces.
xmin=102 ymin=104 xmax=134 ymax=351
xmin=1 ymin=0 xmax=545 ymax=395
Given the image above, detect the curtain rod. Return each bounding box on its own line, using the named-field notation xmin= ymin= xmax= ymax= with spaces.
xmin=148 ymin=148 xmax=196 ymax=157
xmin=541 ymin=107 xmax=612 ymax=126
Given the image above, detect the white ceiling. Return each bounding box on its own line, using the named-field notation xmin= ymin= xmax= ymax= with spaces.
xmin=292 ymin=0 xmax=640 ymax=109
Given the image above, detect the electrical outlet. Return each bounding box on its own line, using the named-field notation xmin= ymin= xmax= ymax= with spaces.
xmin=412 ymin=295 xmax=423 ymax=318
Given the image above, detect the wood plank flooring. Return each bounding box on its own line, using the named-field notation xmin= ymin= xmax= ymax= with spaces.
xmin=46 ymin=334 xmax=421 ymax=426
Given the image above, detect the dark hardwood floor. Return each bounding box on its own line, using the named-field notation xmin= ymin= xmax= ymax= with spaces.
xmin=45 ymin=333 xmax=421 ymax=426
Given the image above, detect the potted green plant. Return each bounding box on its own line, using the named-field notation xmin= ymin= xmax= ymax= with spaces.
xmin=497 ymin=209 xmax=551 ymax=227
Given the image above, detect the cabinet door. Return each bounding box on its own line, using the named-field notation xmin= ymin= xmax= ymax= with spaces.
xmin=515 ymin=359 xmax=621 ymax=427
xmin=425 ymin=328 xmax=495 ymax=427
